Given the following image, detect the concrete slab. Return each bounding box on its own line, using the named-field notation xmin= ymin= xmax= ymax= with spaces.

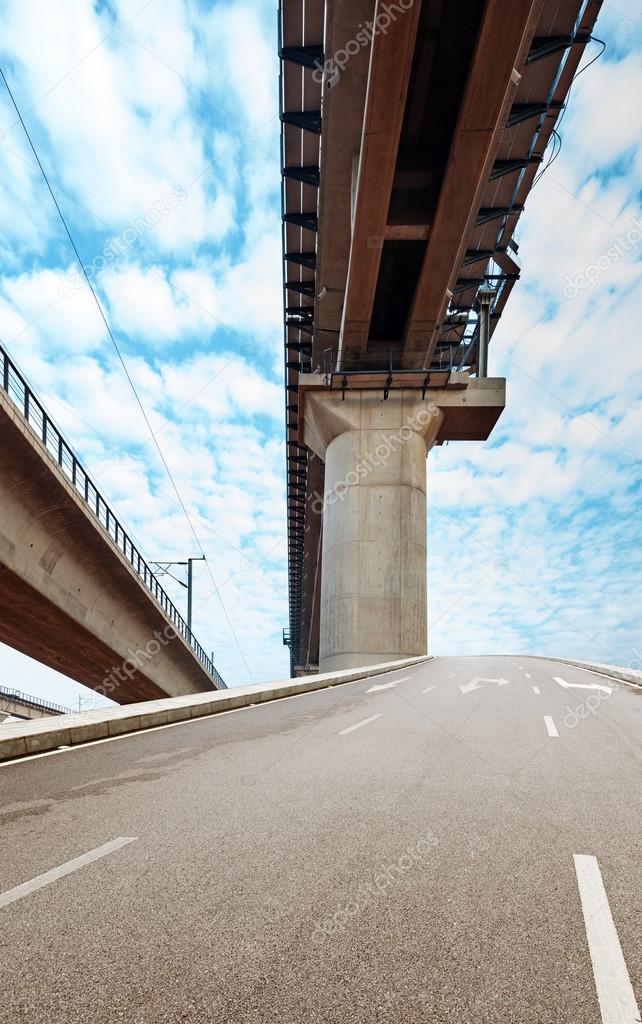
xmin=0 ymin=735 xmax=27 ymax=760
xmin=24 ymin=729 xmax=73 ymax=754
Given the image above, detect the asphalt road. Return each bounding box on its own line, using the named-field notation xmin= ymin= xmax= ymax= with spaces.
xmin=0 ymin=656 xmax=640 ymax=1024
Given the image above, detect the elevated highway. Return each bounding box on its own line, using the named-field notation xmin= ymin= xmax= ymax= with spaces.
xmin=279 ymin=0 xmax=602 ymax=673
xmin=0 ymin=346 xmax=225 ymax=703
xmin=0 ymin=685 xmax=71 ymax=722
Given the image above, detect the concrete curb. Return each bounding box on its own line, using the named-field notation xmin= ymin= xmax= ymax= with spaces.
xmin=525 ymin=655 xmax=642 ymax=690
xmin=0 ymin=655 xmax=433 ymax=763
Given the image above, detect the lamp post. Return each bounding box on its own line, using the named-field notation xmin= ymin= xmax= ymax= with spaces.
xmin=477 ymin=287 xmax=495 ymax=378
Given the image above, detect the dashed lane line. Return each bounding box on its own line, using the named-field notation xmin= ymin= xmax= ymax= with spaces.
xmin=574 ymin=854 xmax=640 ymax=1024
xmin=544 ymin=715 xmax=559 ymax=738
xmin=338 ymin=714 xmax=383 ymax=736
xmin=0 ymin=837 xmax=137 ymax=909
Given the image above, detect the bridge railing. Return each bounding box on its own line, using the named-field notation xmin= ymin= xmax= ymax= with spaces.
xmin=0 ymin=685 xmax=72 ymax=715
xmin=0 ymin=344 xmax=226 ymax=690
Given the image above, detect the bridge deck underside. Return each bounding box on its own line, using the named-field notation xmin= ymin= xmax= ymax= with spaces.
xmin=279 ymin=0 xmax=602 ymax=672
xmin=0 ymin=566 xmax=165 ymax=703
xmin=0 ymin=395 xmax=216 ymax=703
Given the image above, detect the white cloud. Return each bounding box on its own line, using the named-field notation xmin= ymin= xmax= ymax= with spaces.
xmin=0 ymin=266 xmax=106 ymax=355
xmin=0 ymin=0 xmax=237 ymax=252
xmin=0 ymin=4 xmax=641 ymax=705
xmin=100 ymin=239 xmax=283 ymax=355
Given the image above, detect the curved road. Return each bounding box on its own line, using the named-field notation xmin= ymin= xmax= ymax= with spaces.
xmin=0 ymin=656 xmax=640 ymax=1023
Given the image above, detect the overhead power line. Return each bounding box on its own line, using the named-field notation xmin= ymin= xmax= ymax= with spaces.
xmin=0 ymin=66 xmax=253 ymax=682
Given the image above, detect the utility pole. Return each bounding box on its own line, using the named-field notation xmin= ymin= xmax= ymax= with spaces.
xmin=187 ymin=556 xmax=206 ymax=634
xmin=152 ymin=556 xmax=206 ymax=634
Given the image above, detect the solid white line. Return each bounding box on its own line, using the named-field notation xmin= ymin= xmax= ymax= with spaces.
xmin=1 ymin=679 xmax=366 ymax=769
xmin=532 ymin=685 xmax=541 ymax=695
xmin=554 ymin=675 xmax=613 ymax=695
xmin=574 ymin=854 xmax=640 ymax=1024
xmin=338 ymin=714 xmax=383 ymax=736
xmin=544 ymin=715 xmax=559 ymax=738
xmin=421 ymin=686 xmax=435 ymax=694
xmin=0 ymin=837 xmax=137 ymax=909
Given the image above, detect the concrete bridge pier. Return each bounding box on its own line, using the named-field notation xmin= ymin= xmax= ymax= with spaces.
xmin=302 ymin=378 xmax=505 ymax=672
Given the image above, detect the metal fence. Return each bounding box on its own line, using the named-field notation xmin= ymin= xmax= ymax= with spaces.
xmin=0 ymin=684 xmax=71 ymax=715
xmin=0 ymin=344 xmax=226 ymax=690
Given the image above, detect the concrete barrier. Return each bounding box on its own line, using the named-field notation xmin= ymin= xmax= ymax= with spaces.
xmin=525 ymin=655 xmax=642 ymax=690
xmin=0 ymin=655 xmax=433 ymax=763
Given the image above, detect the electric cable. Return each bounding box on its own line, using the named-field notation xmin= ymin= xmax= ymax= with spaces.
xmin=532 ymin=35 xmax=606 ymax=188
xmin=0 ymin=66 xmax=254 ymax=682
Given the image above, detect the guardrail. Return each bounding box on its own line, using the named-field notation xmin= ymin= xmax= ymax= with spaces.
xmin=0 ymin=344 xmax=226 ymax=690
xmin=0 ymin=685 xmax=72 ymax=715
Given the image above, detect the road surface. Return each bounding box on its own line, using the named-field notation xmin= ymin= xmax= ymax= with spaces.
xmin=0 ymin=656 xmax=640 ymax=1023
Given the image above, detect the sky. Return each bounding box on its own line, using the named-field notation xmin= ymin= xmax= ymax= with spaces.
xmin=0 ymin=0 xmax=640 ymax=710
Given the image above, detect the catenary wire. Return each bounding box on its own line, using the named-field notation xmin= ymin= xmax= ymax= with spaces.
xmin=0 ymin=66 xmax=254 ymax=682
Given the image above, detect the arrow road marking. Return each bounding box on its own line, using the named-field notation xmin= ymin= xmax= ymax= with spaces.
xmin=366 ymin=676 xmax=410 ymax=693
xmin=574 ymin=854 xmax=640 ymax=1024
xmin=459 ymin=676 xmax=510 ymax=694
xmin=554 ymin=676 xmax=613 ymax=695
xmin=460 ymin=679 xmax=482 ymax=694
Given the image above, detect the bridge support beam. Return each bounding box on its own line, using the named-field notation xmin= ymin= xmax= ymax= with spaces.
xmin=302 ymin=378 xmax=505 ymax=673
xmin=303 ymin=390 xmax=441 ymax=672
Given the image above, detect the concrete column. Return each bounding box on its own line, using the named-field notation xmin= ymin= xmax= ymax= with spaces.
xmin=304 ymin=390 xmax=444 ymax=672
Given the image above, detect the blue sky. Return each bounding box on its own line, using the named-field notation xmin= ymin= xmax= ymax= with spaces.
xmin=0 ymin=0 xmax=640 ymax=708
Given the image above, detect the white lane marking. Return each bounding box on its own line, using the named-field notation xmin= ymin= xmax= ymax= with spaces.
xmin=459 ymin=676 xmax=510 ymax=694
xmin=554 ymin=676 xmax=613 ymax=695
xmin=338 ymin=714 xmax=383 ymax=736
xmin=532 ymin=685 xmax=541 ymax=695
xmin=574 ymin=854 xmax=640 ymax=1024
xmin=421 ymin=686 xmax=435 ymax=694
xmin=525 ymin=673 xmax=532 ymax=679
xmin=366 ymin=676 xmax=410 ymax=693
xmin=544 ymin=715 xmax=559 ymax=738
xmin=1 ymin=678 xmax=367 ymax=768
xmin=0 ymin=837 xmax=137 ymax=909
